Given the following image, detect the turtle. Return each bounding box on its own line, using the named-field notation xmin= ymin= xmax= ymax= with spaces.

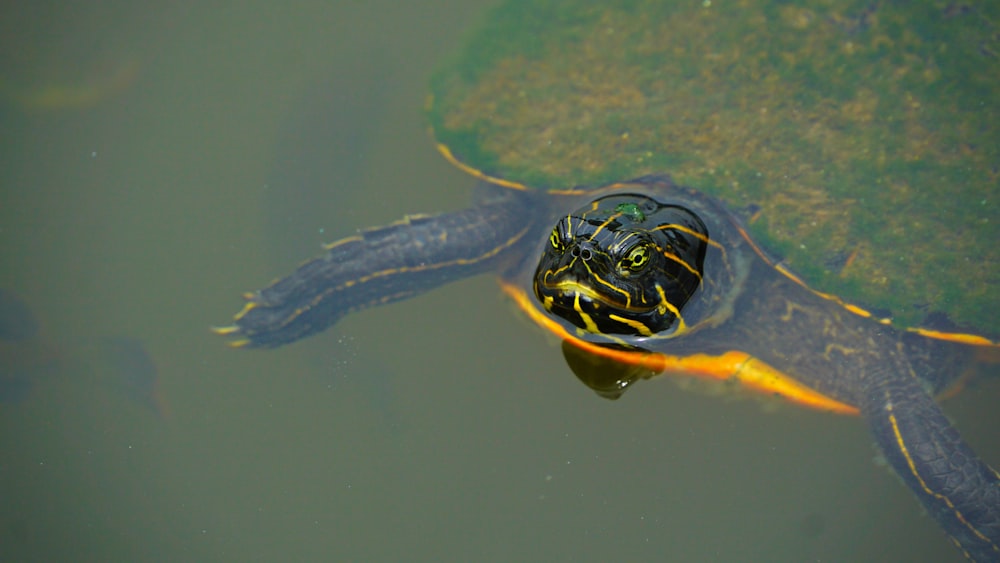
xmin=216 ymin=0 xmax=1000 ymax=559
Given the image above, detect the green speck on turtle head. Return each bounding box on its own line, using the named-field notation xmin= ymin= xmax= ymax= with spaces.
xmin=615 ymin=202 xmax=646 ymax=223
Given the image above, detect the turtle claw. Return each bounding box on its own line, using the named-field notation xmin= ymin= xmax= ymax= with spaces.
xmin=210 ymin=325 xmax=252 ymax=348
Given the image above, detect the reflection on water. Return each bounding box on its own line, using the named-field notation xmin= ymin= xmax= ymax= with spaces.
xmin=0 ymin=3 xmax=161 ymax=112
xmin=0 ymin=56 xmax=141 ymax=112
xmin=0 ymin=1 xmax=995 ymax=562
xmin=264 ymin=48 xmax=392 ymax=269
xmin=262 ymin=45 xmax=403 ymax=432
xmin=0 ymin=289 xmax=40 ymax=342
xmin=98 ymin=336 xmax=170 ymax=420
xmin=0 ymin=289 xmax=58 ymax=405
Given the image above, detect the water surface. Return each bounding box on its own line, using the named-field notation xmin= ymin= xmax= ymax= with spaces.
xmin=0 ymin=1 xmax=995 ymax=561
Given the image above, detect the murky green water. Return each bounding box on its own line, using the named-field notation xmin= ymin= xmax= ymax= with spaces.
xmin=0 ymin=1 xmax=996 ymax=561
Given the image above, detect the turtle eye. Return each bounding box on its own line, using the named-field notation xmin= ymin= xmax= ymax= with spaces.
xmin=620 ymin=244 xmax=651 ymax=272
xmin=549 ymin=227 xmax=566 ymax=253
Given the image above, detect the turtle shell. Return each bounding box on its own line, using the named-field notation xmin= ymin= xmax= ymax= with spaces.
xmin=427 ymin=0 xmax=999 ymax=340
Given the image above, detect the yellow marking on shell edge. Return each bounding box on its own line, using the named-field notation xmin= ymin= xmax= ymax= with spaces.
xmin=768 ymin=256 xmax=997 ymax=347
xmin=501 ymin=282 xmax=858 ymax=415
xmin=842 ymin=302 xmax=874 ymax=319
xmin=885 ymin=400 xmax=998 ymax=548
xmin=908 ymin=327 xmax=998 ymax=347
xmin=428 ymin=126 xmax=592 ymax=196
xmin=434 ymin=141 xmax=531 ymax=191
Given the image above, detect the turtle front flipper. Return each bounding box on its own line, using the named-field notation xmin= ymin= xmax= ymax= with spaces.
xmin=217 ymin=187 xmax=534 ymax=348
xmin=861 ymin=351 xmax=1000 ymax=561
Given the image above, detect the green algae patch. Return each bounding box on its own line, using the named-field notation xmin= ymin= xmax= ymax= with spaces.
xmin=428 ymin=0 xmax=999 ymax=335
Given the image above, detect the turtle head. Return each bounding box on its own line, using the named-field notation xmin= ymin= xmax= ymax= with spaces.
xmin=533 ymin=194 xmax=708 ymax=339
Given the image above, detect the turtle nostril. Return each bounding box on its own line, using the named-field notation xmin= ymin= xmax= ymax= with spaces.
xmin=570 ymin=244 xmax=594 ymax=260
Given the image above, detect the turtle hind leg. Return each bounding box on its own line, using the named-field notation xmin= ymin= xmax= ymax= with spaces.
xmin=861 ymin=351 xmax=1000 ymax=561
